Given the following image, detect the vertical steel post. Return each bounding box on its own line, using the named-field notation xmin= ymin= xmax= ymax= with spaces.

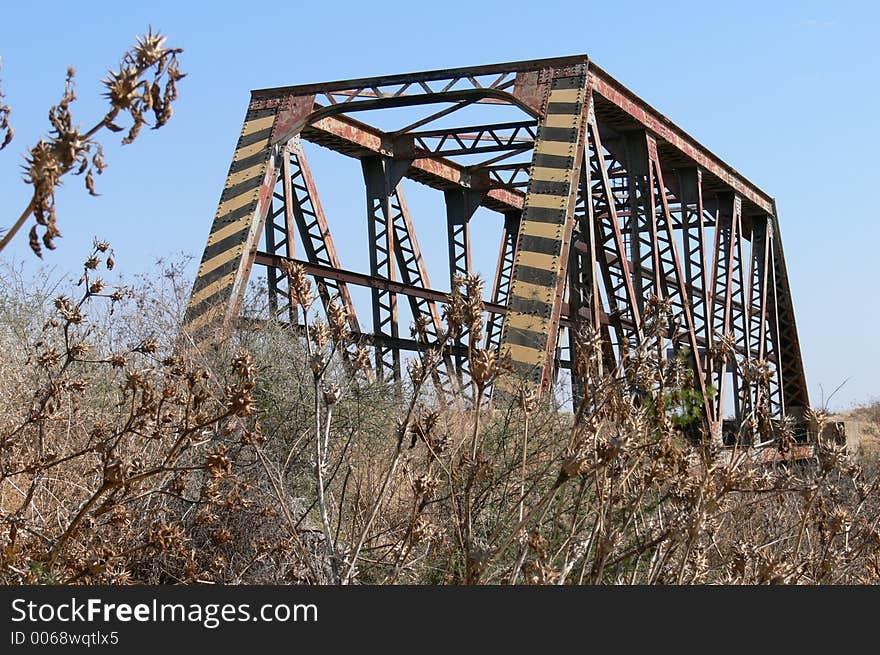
xmin=444 ymin=188 xmax=479 ymax=382
xmin=362 ymin=156 xmax=401 ymax=382
xmin=486 ymin=210 xmax=520 ymax=355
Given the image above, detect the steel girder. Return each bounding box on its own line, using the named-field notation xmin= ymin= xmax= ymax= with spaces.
xmin=183 ymin=54 xmax=809 ymax=435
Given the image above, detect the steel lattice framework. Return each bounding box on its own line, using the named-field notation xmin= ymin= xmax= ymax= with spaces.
xmin=183 ymin=55 xmax=809 ymax=438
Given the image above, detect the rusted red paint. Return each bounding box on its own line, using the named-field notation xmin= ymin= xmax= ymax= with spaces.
xmin=512 ymin=70 xmax=548 ymax=114
xmin=270 ymin=93 xmax=317 ymax=144
xmin=590 ymin=67 xmax=774 ymax=215
xmin=309 ymin=115 xmax=524 ymax=211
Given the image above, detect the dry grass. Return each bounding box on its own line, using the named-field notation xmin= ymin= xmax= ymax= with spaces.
xmin=833 ymin=403 xmax=880 ymax=457
xmin=1 ymin=252 xmax=880 ymax=585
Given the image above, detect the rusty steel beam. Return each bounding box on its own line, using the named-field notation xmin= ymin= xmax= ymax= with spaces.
xmin=253 ymin=253 xmax=591 ymax=329
xmin=590 ymin=66 xmax=774 ymax=215
xmin=769 ymin=206 xmax=809 ymax=419
xmin=249 ymin=55 xmax=588 ymax=105
xmin=264 ymin=149 xmax=297 ymax=325
xmin=764 ymin=228 xmax=785 ymax=416
xmin=305 ymin=114 xmax=525 ymax=213
xmin=744 ymin=215 xmax=777 ymax=420
xmin=444 ymin=187 xmax=477 ymax=382
xmin=676 ymin=168 xmax=712 ymax=349
xmin=645 ymin=133 xmax=712 ymax=424
xmin=402 ymin=120 xmax=537 ymax=158
xmin=567 ymin=163 xmax=605 ymax=400
xmin=485 ymin=211 xmax=520 ymax=355
xmin=587 ymin=115 xmax=643 ymax=352
xmin=708 ymin=193 xmax=743 ymax=424
xmin=387 ymin=184 xmax=459 ymax=402
xmin=284 ymin=138 xmax=361 ymax=333
xmin=362 ymin=156 xmax=402 ymax=382
xmin=498 ymin=64 xmax=591 ymax=393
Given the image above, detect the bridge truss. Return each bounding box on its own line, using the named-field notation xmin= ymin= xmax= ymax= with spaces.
xmin=183 ymin=55 xmax=809 ymax=438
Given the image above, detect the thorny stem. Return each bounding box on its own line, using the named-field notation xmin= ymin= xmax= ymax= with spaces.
xmin=1 ymin=43 xmax=182 ymax=256
xmin=342 ymin=383 xmax=422 ymax=585
xmin=47 ymin=482 xmax=117 ymax=570
xmin=555 ymin=477 xmax=588 ymax=585
xmin=386 ymin=492 xmax=423 ymax=584
xmin=323 ymin=405 xmax=333 ymax=465
xmin=506 ymin=407 xmax=532 ymax=584
xmin=676 ymin=460 xmax=711 ymax=584
xmin=302 ymin=309 xmax=340 ymax=583
xmin=342 ymin=450 xmax=402 ymax=584
xmin=480 ymin=478 xmax=567 ymax=579
xmin=254 ymin=445 xmax=323 ymax=583
xmin=0 ymin=199 xmax=35 ymax=253
xmin=794 ymin=478 xmax=825 ymax=558
xmin=463 ymin=384 xmax=483 ymax=581
xmin=519 ymin=411 xmax=530 ymax=524
xmin=314 ymin=390 xmax=339 ymax=583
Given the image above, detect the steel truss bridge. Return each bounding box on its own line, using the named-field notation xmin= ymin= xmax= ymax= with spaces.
xmin=183 ymin=55 xmax=808 ymax=439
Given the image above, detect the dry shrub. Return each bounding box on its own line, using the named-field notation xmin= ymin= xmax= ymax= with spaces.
xmin=4 ymin=254 xmax=879 ymax=585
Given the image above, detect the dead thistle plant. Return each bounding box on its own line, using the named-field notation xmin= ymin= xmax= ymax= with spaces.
xmin=0 ymin=29 xmax=184 ymax=256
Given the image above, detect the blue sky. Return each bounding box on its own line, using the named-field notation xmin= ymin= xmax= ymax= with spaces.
xmin=0 ymin=0 xmax=877 ymax=411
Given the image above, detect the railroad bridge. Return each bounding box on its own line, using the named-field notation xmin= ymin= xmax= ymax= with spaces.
xmin=182 ymin=55 xmax=808 ymax=438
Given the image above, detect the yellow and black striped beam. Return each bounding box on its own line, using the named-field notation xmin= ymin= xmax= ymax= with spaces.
xmin=183 ymin=106 xmax=280 ymax=347
xmin=498 ymin=68 xmax=591 ymax=393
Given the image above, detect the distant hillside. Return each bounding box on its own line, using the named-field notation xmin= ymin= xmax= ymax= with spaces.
xmin=835 ymin=402 xmax=880 ymax=457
